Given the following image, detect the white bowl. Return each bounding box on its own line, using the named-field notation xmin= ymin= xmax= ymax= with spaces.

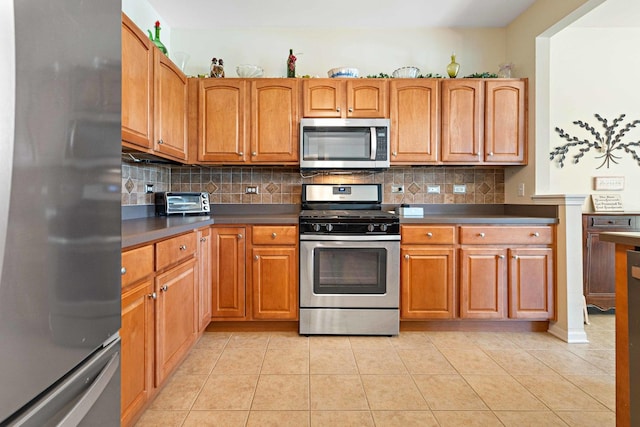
xmin=236 ymin=64 xmax=264 ymax=78
xmin=392 ymin=66 xmax=420 ymax=78
xmin=328 ymin=67 xmax=359 ymax=78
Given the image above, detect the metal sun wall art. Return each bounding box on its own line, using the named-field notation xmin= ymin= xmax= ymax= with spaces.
xmin=550 ymin=113 xmax=640 ymax=169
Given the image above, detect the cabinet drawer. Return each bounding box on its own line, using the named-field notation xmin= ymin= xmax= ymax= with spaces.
xmin=588 ymin=215 xmax=634 ymax=229
xmin=155 ymin=231 xmax=197 ymax=271
xmin=122 ymin=245 xmax=154 ymax=288
xmin=401 ymin=225 xmax=456 ymax=245
xmin=252 ymin=225 xmax=297 ymax=245
xmin=459 ymin=226 xmax=553 ymax=245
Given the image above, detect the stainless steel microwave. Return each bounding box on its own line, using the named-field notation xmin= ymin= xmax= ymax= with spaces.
xmin=155 ymin=192 xmax=210 ymax=215
xmin=299 ymin=118 xmax=390 ymax=170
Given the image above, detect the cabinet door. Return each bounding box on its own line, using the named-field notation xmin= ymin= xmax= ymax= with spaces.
xmin=401 ymin=247 xmax=455 ymax=319
xmin=250 ymin=79 xmax=299 ymax=164
xmin=302 ymin=79 xmax=343 ymax=118
xmin=121 ymin=280 xmax=154 ymax=427
xmin=121 ymin=13 xmax=153 ymax=149
xmin=584 ymin=232 xmax=617 ymax=309
xmin=197 ymin=227 xmax=212 ymax=331
xmin=484 ymin=80 xmax=526 ymax=164
xmin=198 ymin=79 xmax=248 ymax=162
xmin=441 ymin=80 xmax=484 ymax=163
xmin=212 ymin=227 xmax=246 ymax=318
xmin=459 ymin=248 xmax=506 ymax=319
xmin=346 ymin=79 xmax=388 ymax=118
xmin=251 ymin=247 xmax=298 ymax=319
xmin=390 ymin=80 xmax=439 ymax=164
xmin=508 ymin=248 xmax=554 ymax=319
xmin=155 ymin=259 xmax=198 ymax=385
xmin=153 ymin=49 xmax=188 ymax=160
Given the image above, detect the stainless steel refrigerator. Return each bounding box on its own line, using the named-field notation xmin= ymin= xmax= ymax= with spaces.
xmin=0 ymin=0 xmax=122 ymax=425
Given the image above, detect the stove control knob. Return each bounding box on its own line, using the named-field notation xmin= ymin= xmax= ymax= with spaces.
xmin=325 ymin=223 xmax=333 ymax=232
xmin=312 ymin=224 xmax=321 ymax=232
xmin=380 ymin=224 xmax=388 ymax=232
xmin=367 ymin=224 xmax=376 ymax=232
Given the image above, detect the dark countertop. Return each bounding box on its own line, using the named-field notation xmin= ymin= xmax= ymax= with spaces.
xmin=122 ymin=203 xmax=559 ymax=248
xmin=599 ymin=232 xmax=640 ymax=247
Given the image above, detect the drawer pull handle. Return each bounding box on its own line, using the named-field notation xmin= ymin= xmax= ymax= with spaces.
xmin=160 ymin=285 xmax=168 ymax=292
xmin=179 ymin=245 xmax=187 ymax=251
xmin=478 ymin=232 xmax=485 ymax=238
xmin=237 ymin=234 xmax=243 ymax=239
xmin=148 ymin=292 xmax=157 ymax=300
xmin=121 ymin=267 xmax=126 ymax=275
xmin=531 ymin=232 xmax=540 ymax=237
xmin=272 ymin=232 xmax=277 ymax=238
xmin=404 ymin=254 xmax=410 ymax=260
xmin=426 ymin=232 xmax=433 ymax=238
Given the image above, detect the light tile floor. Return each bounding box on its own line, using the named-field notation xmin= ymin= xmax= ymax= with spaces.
xmin=135 ymin=314 xmax=615 ymax=426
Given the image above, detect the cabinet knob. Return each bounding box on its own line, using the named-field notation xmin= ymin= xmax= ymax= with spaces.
xmin=404 ymin=254 xmax=410 ymax=260
xmin=498 ymin=255 xmax=505 ymax=259
xmin=121 ymin=267 xmax=126 ymax=275
xmin=478 ymin=232 xmax=485 ymax=238
xmin=488 ymin=152 xmax=494 ymax=156
xmin=200 ymin=237 xmax=207 ymax=242
xmin=271 ymin=232 xmax=277 ymax=238
xmin=336 ymin=107 xmax=341 ymax=113
xmin=158 ymin=139 xmax=164 ymax=145
xmin=254 ymin=255 xmax=259 ymax=260
xmin=148 ymin=292 xmax=157 ymax=300
xmin=238 ymin=151 xmax=244 ymax=156
xmin=426 ymin=232 xmax=433 ymax=237
xmin=474 ymin=152 xmax=480 ymax=156
xmin=531 ymin=232 xmax=540 ymax=237
xmin=252 ymin=151 xmax=257 ymax=156
xmin=348 ymin=107 xmax=353 ymax=113
xmin=512 ymin=255 xmax=519 ymax=260
xmin=237 ymin=234 xmax=243 ymax=239
xmin=160 ymin=285 xmax=168 ymax=292
xmin=392 ymin=152 xmax=397 ymax=156
xmin=179 ymin=244 xmax=187 ymax=250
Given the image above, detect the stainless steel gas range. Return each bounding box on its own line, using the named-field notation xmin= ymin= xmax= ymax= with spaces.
xmin=298 ymin=184 xmax=400 ymax=336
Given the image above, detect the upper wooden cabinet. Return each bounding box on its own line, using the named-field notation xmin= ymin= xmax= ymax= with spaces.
xmin=303 ymin=79 xmax=388 ymax=118
xmin=192 ymin=78 xmax=299 ymax=164
xmin=153 ymin=50 xmax=188 ymax=161
xmin=121 ymin=13 xmax=153 ymax=150
xmin=441 ymin=79 xmax=527 ymax=165
xmin=389 ymin=79 xmax=439 ymax=164
xmin=121 ymin=13 xmax=188 ymax=162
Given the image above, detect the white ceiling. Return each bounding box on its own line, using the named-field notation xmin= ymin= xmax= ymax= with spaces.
xmin=147 ymin=0 xmax=537 ymax=30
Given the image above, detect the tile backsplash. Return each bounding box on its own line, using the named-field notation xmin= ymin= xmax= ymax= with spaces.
xmin=122 ymin=164 xmax=504 ymax=206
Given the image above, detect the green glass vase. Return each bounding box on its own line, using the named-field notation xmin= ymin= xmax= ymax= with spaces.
xmin=148 ymin=21 xmax=168 ymax=55
xmin=447 ymin=54 xmax=460 ymax=78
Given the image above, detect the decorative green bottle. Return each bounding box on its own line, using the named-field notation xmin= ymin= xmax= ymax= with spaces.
xmin=447 ymin=53 xmax=460 ymax=78
xmin=287 ymin=49 xmax=296 ymax=78
xmin=148 ymin=20 xmax=168 ymax=55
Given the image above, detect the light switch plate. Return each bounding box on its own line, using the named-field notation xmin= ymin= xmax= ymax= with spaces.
xmin=427 ymin=185 xmax=440 ymax=194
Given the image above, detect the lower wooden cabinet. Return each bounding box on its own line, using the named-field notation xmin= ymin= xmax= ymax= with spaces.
xmin=211 ymin=224 xmax=298 ymax=321
xmin=155 ymin=258 xmax=198 ymax=384
xmin=401 ymin=224 xmax=555 ymax=321
xmin=120 ymin=279 xmax=154 ymax=427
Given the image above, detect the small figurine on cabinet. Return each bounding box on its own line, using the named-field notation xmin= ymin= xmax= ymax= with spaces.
xmin=210 ymin=58 xmax=225 ymax=78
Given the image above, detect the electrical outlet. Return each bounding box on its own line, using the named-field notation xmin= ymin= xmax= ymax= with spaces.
xmin=391 ymin=185 xmax=404 ymax=194
xmin=245 ymin=186 xmax=259 ymax=194
xmin=453 ymin=184 xmax=466 ymax=194
xmin=518 ymin=183 xmax=525 ymax=197
xmin=427 ymin=185 xmax=440 ymax=194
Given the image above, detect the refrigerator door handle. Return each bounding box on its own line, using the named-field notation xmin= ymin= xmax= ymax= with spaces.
xmin=57 ymin=348 xmax=120 ymax=427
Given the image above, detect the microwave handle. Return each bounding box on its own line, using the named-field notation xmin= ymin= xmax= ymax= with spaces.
xmin=370 ymin=127 xmax=377 ymax=160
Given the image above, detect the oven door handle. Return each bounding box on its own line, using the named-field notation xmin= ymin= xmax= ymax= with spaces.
xmin=300 ymin=234 xmax=400 ymax=242
xmin=370 ymin=127 xmax=377 ymax=160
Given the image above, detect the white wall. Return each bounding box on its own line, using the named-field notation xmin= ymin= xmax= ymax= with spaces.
xmin=548 ymin=26 xmax=640 ymax=211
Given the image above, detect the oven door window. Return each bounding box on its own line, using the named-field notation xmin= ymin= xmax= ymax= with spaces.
xmin=313 ymin=247 xmax=386 ymax=294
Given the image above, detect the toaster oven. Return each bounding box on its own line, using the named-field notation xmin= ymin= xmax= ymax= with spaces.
xmin=155 ymin=192 xmax=210 ymax=215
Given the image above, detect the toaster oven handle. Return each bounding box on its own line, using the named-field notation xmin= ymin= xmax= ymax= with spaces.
xmin=370 ymin=127 xmax=377 ymax=160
